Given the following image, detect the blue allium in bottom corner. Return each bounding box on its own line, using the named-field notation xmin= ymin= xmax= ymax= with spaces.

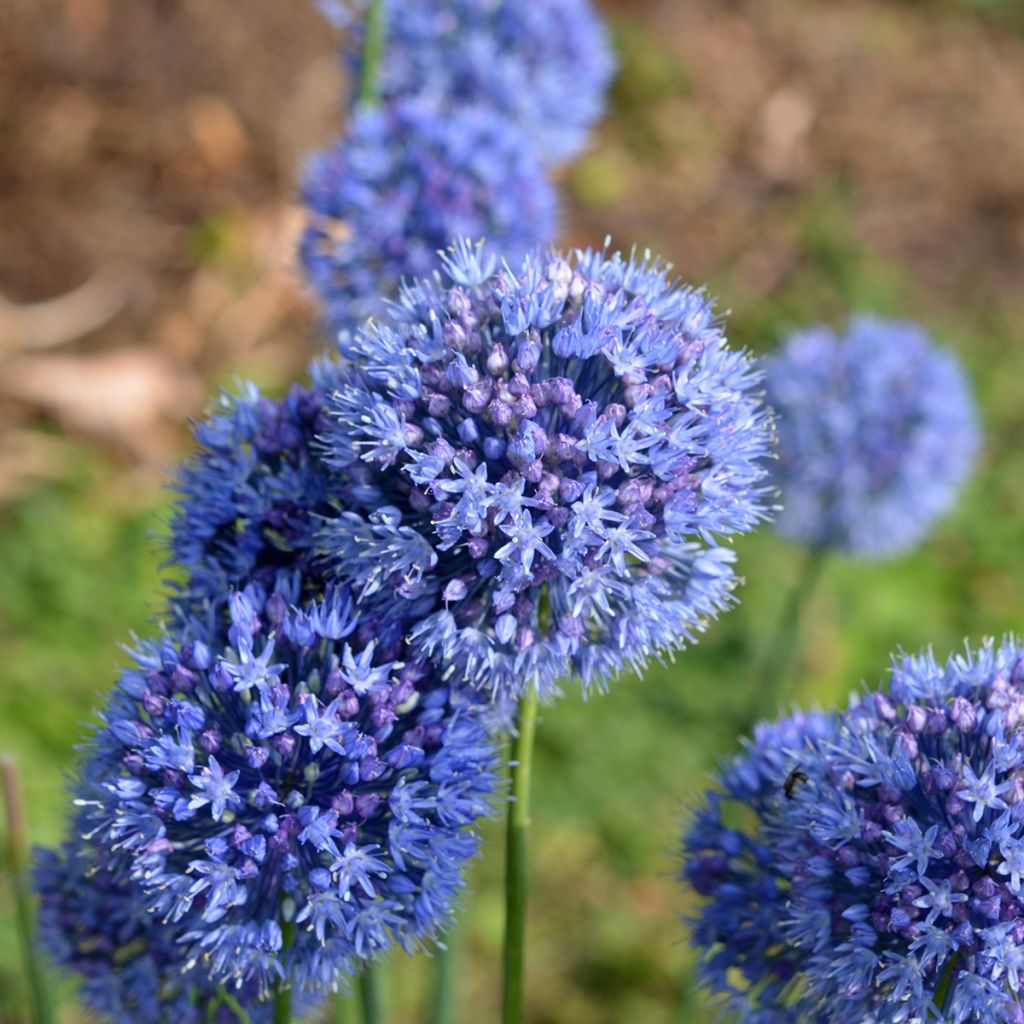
xmin=71 ymin=573 xmax=498 ymax=997
xmin=35 ymin=820 xmax=288 ymax=1022
xmin=683 ymin=637 xmax=1024 ymax=1023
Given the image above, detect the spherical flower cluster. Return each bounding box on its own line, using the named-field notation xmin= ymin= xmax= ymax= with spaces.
xmin=299 ymin=98 xmax=558 ymax=333
xmin=76 ymin=575 xmax=497 ymax=996
xmin=683 ymin=710 xmax=836 ymax=1021
xmin=765 ymin=316 xmax=978 ymax=558
xmin=170 ymin=380 xmax=340 ymax=607
xmin=318 ymin=241 xmax=772 ymax=698
xmin=35 ymin=825 xmax=277 ymax=1022
xmin=337 ymin=0 xmax=615 ymax=163
xmin=684 ymin=637 xmax=1024 ymax=1023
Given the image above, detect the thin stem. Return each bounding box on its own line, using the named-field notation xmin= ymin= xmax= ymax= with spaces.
xmin=358 ymin=962 xmax=382 ymax=1024
xmin=357 ymin=0 xmax=387 ymax=106
xmin=428 ymin=937 xmax=457 ymax=1024
xmin=332 ymin=987 xmax=357 ymax=1024
xmin=1 ymin=756 xmax=54 ymax=1024
xmin=272 ymin=919 xmax=296 ymax=1024
xmin=501 ymin=684 xmax=540 ymax=1024
xmin=220 ymin=989 xmax=254 ymax=1024
xmin=752 ymin=546 xmax=827 ymax=722
xmin=934 ymin=952 xmax=960 ymax=1012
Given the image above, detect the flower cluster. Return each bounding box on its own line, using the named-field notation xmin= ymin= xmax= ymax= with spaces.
xmin=765 ymin=316 xmax=978 ymax=558
xmin=74 ymin=576 xmax=498 ymax=996
xmin=318 ymin=242 xmax=772 ymax=698
xmin=336 ymin=0 xmax=615 ymax=163
xmin=299 ymin=98 xmax=558 ymax=333
xmin=684 ymin=637 xmax=1024 ymax=1024
xmin=169 ymin=378 xmax=339 ymax=607
xmin=683 ymin=710 xmax=836 ymax=1021
xmin=35 ymin=825 xmax=278 ymax=1023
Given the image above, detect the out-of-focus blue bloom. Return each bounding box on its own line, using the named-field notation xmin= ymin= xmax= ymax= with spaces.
xmin=683 ymin=710 xmax=837 ymax=1020
xmin=35 ymin=824 xmax=280 ymax=1022
xmin=299 ymin=98 xmax=558 ymax=333
xmin=76 ymin=577 xmax=498 ymax=996
xmin=765 ymin=316 xmax=978 ymax=558
xmin=169 ymin=378 xmax=344 ymax=607
xmin=334 ymin=0 xmax=615 ymax=163
xmin=318 ymin=241 xmax=772 ymax=699
xmin=684 ymin=637 xmax=1024 ymax=1023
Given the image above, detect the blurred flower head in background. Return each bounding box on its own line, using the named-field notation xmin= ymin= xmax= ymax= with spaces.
xmin=765 ymin=315 xmax=978 ymax=558
xmin=318 ymin=241 xmax=772 ymax=700
xmin=331 ymin=0 xmax=615 ymax=163
xmin=35 ymin=823 xmax=282 ymax=1023
xmin=685 ymin=637 xmax=1024 ymax=1024
xmin=74 ymin=577 xmax=497 ymax=995
xmin=299 ymin=98 xmax=558 ymax=334
xmin=170 ymin=380 xmax=339 ymax=609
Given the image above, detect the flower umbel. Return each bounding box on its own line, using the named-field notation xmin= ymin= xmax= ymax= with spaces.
xmin=336 ymin=0 xmax=615 ymax=163
xmin=684 ymin=637 xmax=1024 ymax=1024
xmin=76 ymin=576 xmax=498 ymax=996
xmin=35 ymin=824 xmax=282 ymax=1022
xmin=319 ymin=241 xmax=772 ymax=699
xmin=765 ymin=315 xmax=978 ymax=557
xmin=299 ymin=98 xmax=558 ymax=333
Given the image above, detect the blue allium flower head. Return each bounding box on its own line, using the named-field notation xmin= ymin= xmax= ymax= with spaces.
xmin=318 ymin=241 xmax=773 ymax=699
xmin=76 ymin=576 xmax=498 ymax=996
xmin=683 ymin=710 xmax=837 ymax=1020
xmin=170 ymin=380 xmax=340 ymax=607
xmin=337 ymin=0 xmax=615 ymax=163
xmin=765 ymin=315 xmax=978 ymax=557
xmin=35 ymin=823 xmax=280 ymax=1022
xmin=684 ymin=637 xmax=1024 ymax=1023
xmin=299 ymin=98 xmax=558 ymax=333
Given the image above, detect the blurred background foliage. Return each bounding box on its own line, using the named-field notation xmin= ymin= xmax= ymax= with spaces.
xmin=1 ymin=0 xmax=1023 ymax=1021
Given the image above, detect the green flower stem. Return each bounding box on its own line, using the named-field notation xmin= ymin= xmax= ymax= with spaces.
xmin=934 ymin=952 xmax=960 ymax=1012
xmin=753 ymin=546 xmax=827 ymax=722
xmin=220 ymin=989 xmax=254 ymax=1024
xmin=427 ymin=936 xmax=457 ymax=1024
xmin=358 ymin=962 xmax=382 ymax=1024
xmin=273 ymin=918 xmax=296 ymax=1024
xmin=501 ymin=684 xmax=540 ymax=1024
xmin=332 ymin=987 xmax=357 ymax=1024
xmin=358 ymin=0 xmax=388 ymax=106
xmin=1 ymin=756 xmax=54 ymax=1024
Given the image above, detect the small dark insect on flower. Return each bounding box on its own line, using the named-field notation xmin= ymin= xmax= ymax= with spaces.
xmin=783 ymin=767 xmax=808 ymax=800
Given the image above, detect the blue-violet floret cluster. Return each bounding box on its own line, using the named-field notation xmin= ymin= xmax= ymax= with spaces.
xmin=299 ymin=98 xmax=558 ymax=333
xmin=684 ymin=637 xmax=1024 ymax=1023
xmin=318 ymin=241 xmax=772 ymax=699
xmin=332 ymin=0 xmax=615 ymax=163
xmin=170 ymin=379 xmax=339 ymax=607
xmin=74 ymin=574 xmax=498 ymax=996
xmin=765 ymin=315 xmax=978 ymax=557
xmin=35 ymin=823 xmax=280 ymax=1022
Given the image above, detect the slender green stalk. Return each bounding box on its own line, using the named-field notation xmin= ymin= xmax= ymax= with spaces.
xmin=273 ymin=919 xmax=296 ymax=1024
xmin=501 ymin=684 xmax=540 ymax=1024
xmin=358 ymin=961 xmax=383 ymax=1024
xmin=220 ymin=989 xmax=254 ymax=1024
xmin=427 ymin=937 xmax=457 ymax=1024
xmin=1 ymin=756 xmax=54 ymax=1024
xmin=934 ymin=952 xmax=960 ymax=1012
xmin=332 ymin=986 xmax=357 ymax=1024
xmin=752 ymin=546 xmax=827 ymax=722
xmin=358 ymin=0 xmax=388 ymax=106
